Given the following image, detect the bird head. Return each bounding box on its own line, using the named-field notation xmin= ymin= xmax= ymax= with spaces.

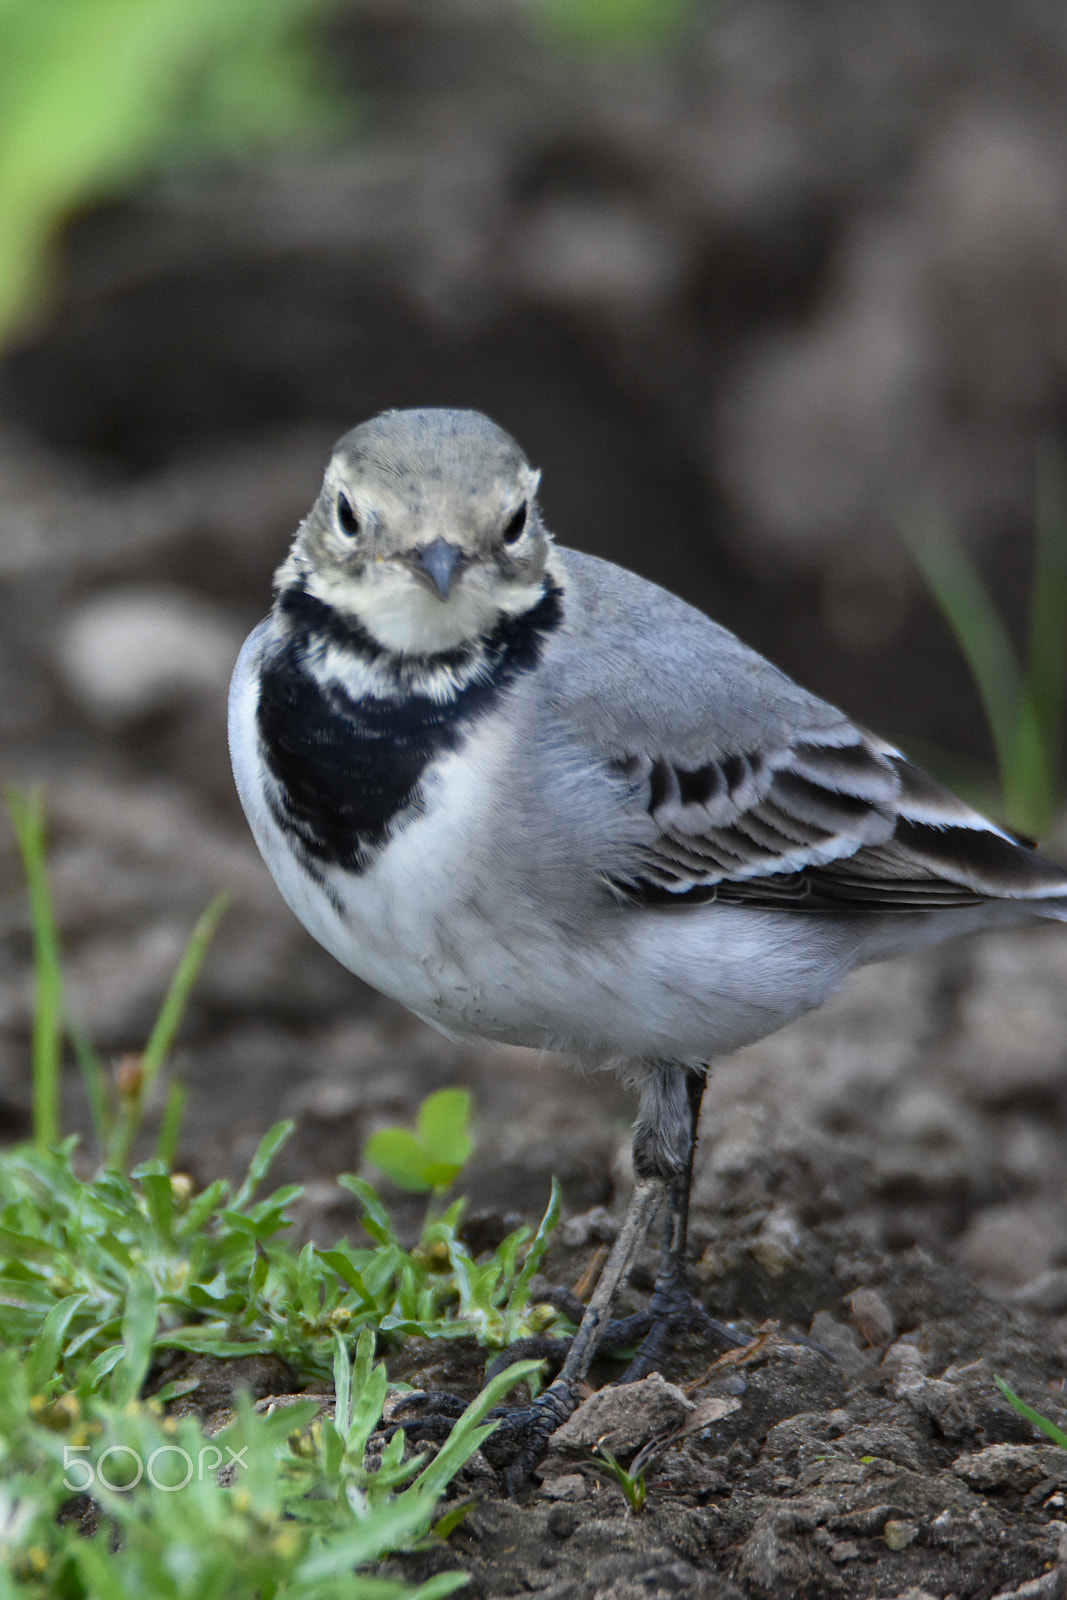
xmin=276 ymin=408 xmax=553 ymax=655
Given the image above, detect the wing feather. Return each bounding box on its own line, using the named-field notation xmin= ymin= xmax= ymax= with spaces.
xmin=612 ymin=732 xmax=1067 ymax=913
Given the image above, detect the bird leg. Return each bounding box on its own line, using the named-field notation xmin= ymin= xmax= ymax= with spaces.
xmin=397 ymin=1062 xmax=742 ymax=1481
xmin=517 ymin=1172 xmax=670 ymax=1414
xmin=394 ymin=1173 xmax=669 ymax=1468
xmin=616 ymin=1068 xmax=745 ymax=1378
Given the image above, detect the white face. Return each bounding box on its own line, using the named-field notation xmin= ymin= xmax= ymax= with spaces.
xmin=275 ymin=410 xmax=556 ymax=656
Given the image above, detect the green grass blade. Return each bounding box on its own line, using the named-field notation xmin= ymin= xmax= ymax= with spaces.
xmin=338 ymin=1175 xmax=401 ymax=1248
xmin=509 ymin=1179 xmax=562 ymax=1314
xmin=902 ymin=517 xmax=1024 ymax=776
xmin=66 ymin=1015 xmax=111 ymax=1150
xmin=413 ymin=1359 xmax=544 ymax=1502
xmin=901 ymin=515 xmax=1054 ymax=831
xmin=530 ymin=0 xmax=699 ymax=53
xmin=1028 ymin=445 xmax=1067 ymax=783
xmin=1006 ymin=700 xmax=1056 ymax=837
xmin=332 ymin=1327 xmax=353 ymax=1435
xmin=5 ymin=786 xmax=63 ymax=1147
xmin=405 ymin=1575 xmax=471 ymax=1600
xmin=155 ymin=1077 xmax=187 ymax=1167
xmin=294 ymin=1498 xmax=455 ymax=1583
xmin=231 ymin=1118 xmax=296 ymax=1209
xmin=995 ymin=1375 xmax=1067 ymax=1449
xmin=141 ymin=890 xmax=231 ymax=1082
xmin=110 ymin=1270 xmax=158 ymax=1406
xmin=108 ymin=891 xmax=230 ymax=1170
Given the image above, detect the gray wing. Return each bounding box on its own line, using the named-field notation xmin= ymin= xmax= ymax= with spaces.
xmin=548 ymin=549 xmax=1067 ymax=913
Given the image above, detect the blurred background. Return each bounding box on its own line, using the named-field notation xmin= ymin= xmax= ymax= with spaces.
xmin=3 ymin=0 xmax=1067 ymax=1277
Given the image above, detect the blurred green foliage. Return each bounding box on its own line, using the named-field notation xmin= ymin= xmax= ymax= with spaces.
xmin=0 ymin=0 xmax=706 ymax=354
xmin=0 ymin=0 xmax=351 ymax=351
xmin=904 ymin=450 xmax=1067 ymax=838
xmin=529 ymin=0 xmax=701 ymax=52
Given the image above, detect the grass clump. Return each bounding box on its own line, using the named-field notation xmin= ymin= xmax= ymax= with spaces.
xmin=0 ymin=788 xmax=565 ymax=1596
xmin=0 ymin=1324 xmax=536 ymax=1599
xmin=0 ymin=1123 xmax=563 ymax=1392
xmin=592 ymin=1444 xmax=648 ymax=1514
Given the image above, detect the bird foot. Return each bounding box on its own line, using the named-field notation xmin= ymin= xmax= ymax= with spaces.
xmin=614 ymin=1274 xmax=748 ymax=1382
xmin=392 ymin=1285 xmax=748 ymax=1488
xmin=391 ymin=1376 xmax=578 ymax=1490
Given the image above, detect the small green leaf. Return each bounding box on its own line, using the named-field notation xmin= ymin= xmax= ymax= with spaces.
xmin=365 ymin=1128 xmax=435 ymax=1192
xmin=248 ymin=1241 xmax=270 ymax=1297
xmin=110 ymin=1270 xmax=159 ymax=1405
xmin=231 ymin=1119 xmax=296 ymax=1209
xmin=338 ymin=1174 xmax=401 ymax=1246
xmin=365 ymin=1089 xmax=474 ymax=1193
xmin=417 ymin=1088 xmax=474 ymax=1168
xmin=140 ymin=1171 xmax=175 ymax=1237
xmin=25 ymin=1292 xmax=87 ymax=1393
xmin=316 ymin=1248 xmax=376 ymax=1309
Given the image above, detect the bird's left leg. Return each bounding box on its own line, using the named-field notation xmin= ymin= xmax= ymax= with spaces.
xmin=611 ymin=1065 xmax=744 ymax=1379
xmin=484 ymin=1065 xmax=733 ymax=1480
xmin=394 ymin=1067 xmax=679 ymax=1469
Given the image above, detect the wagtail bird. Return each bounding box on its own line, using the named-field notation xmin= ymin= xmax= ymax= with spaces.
xmin=230 ymin=407 xmax=1067 ymax=1467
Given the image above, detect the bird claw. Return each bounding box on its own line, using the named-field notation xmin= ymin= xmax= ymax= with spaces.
xmin=390 ymin=1377 xmax=579 ymax=1487
xmin=616 ymin=1277 xmax=749 ymax=1382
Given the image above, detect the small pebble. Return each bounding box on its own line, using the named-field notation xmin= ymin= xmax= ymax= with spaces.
xmin=884 ymin=1519 xmax=918 ymax=1550
xmin=848 ymin=1287 xmax=895 ymax=1346
xmin=540 ymin=1473 xmax=588 ymax=1503
xmin=550 ymin=1372 xmax=695 ymax=1456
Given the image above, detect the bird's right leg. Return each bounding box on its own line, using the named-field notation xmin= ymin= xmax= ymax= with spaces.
xmin=479 ymin=1064 xmax=705 ymax=1479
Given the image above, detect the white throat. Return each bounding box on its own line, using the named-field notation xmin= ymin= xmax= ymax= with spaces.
xmin=305 ymin=562 xmax=546 ymax=656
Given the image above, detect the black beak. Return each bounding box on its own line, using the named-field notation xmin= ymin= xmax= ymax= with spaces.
xmin=412 ymin=538 xmax=464 ymax=600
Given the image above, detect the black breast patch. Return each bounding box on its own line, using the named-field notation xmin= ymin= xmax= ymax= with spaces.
xmin=256 ymin=584 xmax=562 ymax=876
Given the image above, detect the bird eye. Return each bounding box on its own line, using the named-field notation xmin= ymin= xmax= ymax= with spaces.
xmin=336 ymin=492 xmax=360 ymax=537
xmin=502 ymin=503 xmax=528 ymax=545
